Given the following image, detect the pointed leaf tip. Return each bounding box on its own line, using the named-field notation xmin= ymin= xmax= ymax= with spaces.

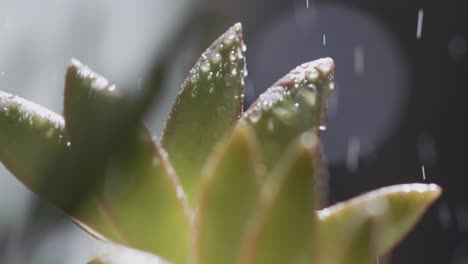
xmin=317 ymin=183 xmax=442 ymax=260
xmin=0 ymin=91 xmax=68 ymax=191
xmin=240 ymin=58 xmax=334 ymax=190
xmin=161 ymin=23 xmax=247 ymax=204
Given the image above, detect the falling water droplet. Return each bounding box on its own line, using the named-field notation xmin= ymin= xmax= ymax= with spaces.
xmin=66 ymin=141 xmax=71 ymax=147
xmin=416 ymin=8 xmax=424 ymax=39
xmin=346 ymin=136 xmax=360 ymax=172
xmin=322 ymin=34 xmax=326 ymax=46
xmin=354 ymin=46 xmax=365 ymax=75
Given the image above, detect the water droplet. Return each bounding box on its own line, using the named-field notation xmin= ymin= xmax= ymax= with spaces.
xmin=237 ymin=47 xmax=244 ymax=59
xmin=190 ymin=74 xmax=197 ymax=84
xmin=210 ymin=53 xmax=222 ymax=65
xmin=267 ymin=119 xmax=274 ymax=132
xmin=242 ymin=43 xmax=247 ymax=52
xmin=319 ymin=125 xmax=327 ymax=131
xmin=346 ymin=136 xmax=360 ymax=172
xmin=300 ymin=89 xmax=316 ymax=106
xmin=294 ymin=102 xmax=299 ymax=107
xmin=223 ymin=33 xmax=235 ymax=47
xmin=207 ymin=72 xmax=214 ymax=81
xmin=231 ymin=67 xmax=238 ymax=76
xmin=191 ymin=85 xmax=198 ymax=97
xmin=229 ymin=50 xmax=237 ymax=61
xmin=354 ymin=46 xmax=365 ymax=75
xmin=209 ymin=84 xmax=215 ymax=94
xmin=108 ymin=85 xmax=116 ymax=92
xmin=66 ymin=141 xmax=71 ymax=147
xmin=416 ymin=8 xmax=424 ymax=39
xmin=248 ymin=111 xmax=262 ymax=123
xmin=306 ymin=70 xmax=319 ymax=81
xmin=329 ymin=82 xmax=335 ymax=90
xmin=91 ymin=77 xmax=109 ymax=90
xmin=200 ymin=61 xmax=211 ymax=73
xmin=316 ymin=64 xmax=332 ymax=75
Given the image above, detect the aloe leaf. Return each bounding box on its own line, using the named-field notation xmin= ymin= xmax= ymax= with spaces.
xmin=239 ymin=132 xmax=319 ymax=264
xmin=194 ymin=124 xmax=262 ymax=264
xmin=63 ymin=62 xmax=190 ymax=263
xmin=317 ymin=183 xmax=442 ymax=259
xmin=86 ymin=243 xmax=170 ymax=264
xmin=240 ymin=58 xmax=334 ymax=175
xmin=161 ymin=23 xmax=247 ymax=204
xmin=0 ymin=91 xmax=72 ymax=204
xmin=327 ymin=217 xmax=376 ymax=264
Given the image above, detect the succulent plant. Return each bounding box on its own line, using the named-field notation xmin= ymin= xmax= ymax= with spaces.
xmin=0 ymin=23 xmax=441 ymax=264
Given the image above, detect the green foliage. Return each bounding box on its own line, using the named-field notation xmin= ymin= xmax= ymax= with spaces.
xmin=0 ymin=23 xmax=441 ymax=264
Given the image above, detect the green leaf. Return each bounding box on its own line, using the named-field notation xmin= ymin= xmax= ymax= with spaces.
xmin=330 ymin=217 xmax=377 ymax=264
xmin=0 ymin=91 xmax=71 ymax=204
xmin=161 ymin=23 xmax=247 ymax=204
xmin=63 ymin=62 xmax=191 ymax=263
xmin=317 ymin=183 xmax=442 ymax=260
xmin=239 ymin=132 xmax=319 ymax=264
xmin=86 ymin=243 xmax=170 ymax=264
xmin=240 ymin=58 xmax=334 ymax=174
xmin=194 ymin=124 xmax=262 ymax=264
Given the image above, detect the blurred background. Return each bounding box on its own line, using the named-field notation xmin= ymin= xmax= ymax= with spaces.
xmin=0 ymin=0 xmax=467 ymax=263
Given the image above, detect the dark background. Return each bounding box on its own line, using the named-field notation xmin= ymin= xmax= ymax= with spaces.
xmin=1 ymin=0 xmax=467 ymax=263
